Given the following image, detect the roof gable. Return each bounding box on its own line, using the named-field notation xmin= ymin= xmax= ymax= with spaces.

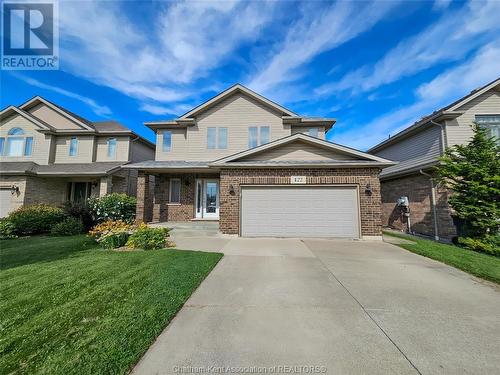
xmin=19 ymin=96 xmax=94 ymax=131
xmin=0 ymin=106 xmax=54 ymax=130
xmin=212 ymin=133 xmax=393 ymax=166
xmin=179 ymin=84 xmax=297 ymax=119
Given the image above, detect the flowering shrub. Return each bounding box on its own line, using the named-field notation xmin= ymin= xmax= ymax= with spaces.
xmin=126 ymin=224 xmax=172 ymax=250
xmin=89 ymin=220 xmax=132 ymax=249
xmin=88 ymin=193 xmax=136 ymax=224
xmin=8 ymin=204 xmax=65 ymax=235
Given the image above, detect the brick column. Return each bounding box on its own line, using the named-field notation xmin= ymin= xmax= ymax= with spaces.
xmin=136 ymin=171 xmax=151 ymax=223
xmin=99 ymin=176 xmax=113 ymax=196
xmin=152 ymin=175 xmax=168 ymax=222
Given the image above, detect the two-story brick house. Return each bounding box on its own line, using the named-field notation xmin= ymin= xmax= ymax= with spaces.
xmin=126 ymin=84 xmax=394 ymax=239
xmin=369 ymin=77 xmax=500 ymax=241
xmin=0 ymin=96 xmax=154 ymax=217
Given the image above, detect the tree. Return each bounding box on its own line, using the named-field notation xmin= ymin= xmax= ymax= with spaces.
xmin=436 ymin=124 xmax=500 ymax=237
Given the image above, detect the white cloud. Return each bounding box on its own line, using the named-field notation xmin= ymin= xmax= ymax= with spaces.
xmin=317 ymin=0 xmax=500 ymax=97
xmin=433 ymin=0 xmax=452 ymax=10
xmin=140 ymin=103 xmax=192 ymax=116
xmin=14 ymin=74 xmax=112 ymax=116
xmin=57 ymin=0 xmax=276 ymax=104
xmin=248 ymin=1 xmax=397 ymax=94
xmin=332 ymin=42 xmax=500 ymax=150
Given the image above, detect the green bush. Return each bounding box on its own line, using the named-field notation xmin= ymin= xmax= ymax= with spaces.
xmin=458 ymin=236 xmax=500 ymax=257
xmin=126 ymin=224 xmax=171 ymax=250
xmin=8 ymin=204 xmax=65 ymax=235
xmin=50 ymin=217 xmax=85 ymax=236
xmin=88 ymin=193 xmax=137 ymax=223
xmin=63 ymin=201 xmax=95 ymax=230
xmin=0 ymin=219 xmax=17 ymax=239
xmin=99 ymin=232 xmax=130 ymax=249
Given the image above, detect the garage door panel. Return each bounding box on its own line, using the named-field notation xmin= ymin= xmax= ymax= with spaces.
xmin=241 ymin=186 xmax=359 ymax=238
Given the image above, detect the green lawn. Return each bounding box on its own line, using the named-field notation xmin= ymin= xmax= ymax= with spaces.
xmin=0 ymin=235 xmax=222 ymax=375
xmin=384 ymin=231 xmax=500 ymax=284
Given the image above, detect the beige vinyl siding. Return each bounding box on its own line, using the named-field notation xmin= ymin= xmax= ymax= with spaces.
xmin=375 ymin=125 xmax=442 ymax=176
xmin=291 ymin=126 xmax=326 ymax=139
xmin=157 ymin=93 xmax=290 ymax=161
xmin=243 ymin=140 xmax=356 ymax=161
xmin=445 ymin=89 xmax=500 ymax=147
xmin=95 ymin=136 xmax=130 ymax=162
xmin=54 ymin=135 xmax=95 ymax=163
xmin=156 ymin=129 xmax=187 ymax=161
xmin=130 ymin=140 xmax=154 ymax=162
xmin=27 ymin=103 xmax=84 ymax=130
xmin=0 ymin=114 xmax=52 ymax=164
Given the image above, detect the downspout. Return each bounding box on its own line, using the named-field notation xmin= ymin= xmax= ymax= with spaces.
xmin=430 ymin=119 xmax=446 ymax=155
xmin=419 ymin=169 xmax=439 ymax=241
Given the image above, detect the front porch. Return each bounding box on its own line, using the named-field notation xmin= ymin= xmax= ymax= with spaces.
xmin=136 ymin=171 xmax=221 ymax=224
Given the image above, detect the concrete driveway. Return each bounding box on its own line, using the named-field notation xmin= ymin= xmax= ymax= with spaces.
xmin=133 ymin=235 xmax=500 ymax=375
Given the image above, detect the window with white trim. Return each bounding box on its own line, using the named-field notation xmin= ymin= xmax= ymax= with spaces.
xmin=169 ymin=178 xmax=181 ymax=203
xmin=107 ymin=137 xmax=117 ymax=158
xmin=69 ymin=137 xmax=78 ymax=156
xmin=2 ymin=127 xmax=33 ymax=157
xmin=163 ymin=131 xmax=172 ymax=152
xmin=308 ymin=127 xmax=319 ymax=138
xmin=248 ymin=126 xmax=269 ymax=148
xmin=476 ymin=115 xmax=500 ymax=144
xmin=207 ymin=127 xmax=228 ymax=149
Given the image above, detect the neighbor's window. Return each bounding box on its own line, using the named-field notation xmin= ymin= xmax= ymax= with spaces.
xmin=476 ymin=115 xmax=500 ymax=145
xmin=4 ymin=127 xmax=32 ymax=157
xmin=308 ymin=128 xmax=319 ymax=138
xmin=69 ymin=137 xmax=78 ymax=156
xmin=0 ymin=138 xmax=4 ymax=155
xmin=169 ymin=178 xmax=181 ymax=203
xmin=260 ymin=126 xmax=270 ymax=145
xmin=163 ymin=131 xmax=172 ymax=152
xmin=207 ymin=127 xmax=217 ymax=149
xmin=248 ymin=126 xmax=258 ymax=148
xmin=107 ymin=137 xmax=117 ymax=158
xmin=218 ymin=127 xmax=228 ymax=149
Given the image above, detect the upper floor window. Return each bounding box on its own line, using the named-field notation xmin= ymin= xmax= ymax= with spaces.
xmin=308 ymin=128 xmax=319 ymax=138
xmin=476 ymin=115 xmax=500 ymax=144
xmin=107 ymin=137 xmax=117 ymax=158
xmin=69 ymin=137 xmax=78 ymax=156
xmin=207 ymin=127 xmax=228 ymax=149
xmin=1 ymin=127 xmax=33 ymax=157
xmin=248 ymin=126 xmax=270 ymax=148
xmin=163 ymin=131 xmax=172 ymax=152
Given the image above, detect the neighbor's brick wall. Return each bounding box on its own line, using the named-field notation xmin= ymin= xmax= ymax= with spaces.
xmin=380 ymin=173 xmax=457 ymax=240
xmin=219 ymin=168 xmax=382 ymax=237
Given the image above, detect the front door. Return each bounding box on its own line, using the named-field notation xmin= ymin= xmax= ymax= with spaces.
xmin=195 ymin=179 xmax=219 ymax=219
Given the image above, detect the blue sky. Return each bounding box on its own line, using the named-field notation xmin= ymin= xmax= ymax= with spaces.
xmin=2 ymin=0 xmax=499 ymax=150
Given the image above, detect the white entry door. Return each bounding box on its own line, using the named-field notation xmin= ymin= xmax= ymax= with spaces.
xmin=241 ymin=186 xmax=360 ymax=238
xmin=195 ymin=179 xmax=219 ymax=219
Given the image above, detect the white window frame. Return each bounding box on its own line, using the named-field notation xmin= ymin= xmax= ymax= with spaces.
xmin=162 ymin=131 xmax=172 ymax=152
xmin=169 ymin=178 xmax=181 ymax=204
xmin=248 ymin=126 xmax=259 ymax=148
xmin=308 ymin=127 xmax=319 ymax=138
xmin=476 ymin=115 xmax=500 ymax=144
xmin=218 ymin=127 xmax=228 ymax=149
xmin=69 ymin=137 xmax=78 ymax=156
xmin=2 ymin=127 xmax=33 ymax=157
xmin=107 ymin=137 xmax=117 ymax=159
xmin=207 ymin=127 xmax=217 ymax=149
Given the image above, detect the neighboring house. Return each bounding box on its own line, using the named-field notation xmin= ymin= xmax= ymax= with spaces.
xmin=126 ymin=84 xmax=394 ymax=239
xmin=0 ymin=96 xmax=154 ymax=217
xmin=369 ymin=77 xmax=500 ymax=241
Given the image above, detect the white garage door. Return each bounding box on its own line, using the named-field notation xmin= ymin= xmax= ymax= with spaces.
xmin=241 ymin=186 xmax=360 ymax=238
xmin=0 ymin=189 xmax=13 ymax=218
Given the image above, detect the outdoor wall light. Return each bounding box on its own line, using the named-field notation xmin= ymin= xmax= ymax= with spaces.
xmin=229 ymin=184 xmax=235 ymax=195
xmin=365 ymin=184 xmax=373 ymax=196
xmin=10 ymin=185 xmax=20 ymax=195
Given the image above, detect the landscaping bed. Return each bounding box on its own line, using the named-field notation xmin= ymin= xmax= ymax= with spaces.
xmin=0 ymin=235 xmax=222 ymax=374
xmin=384 ymin=231 xmax=500 ymax=284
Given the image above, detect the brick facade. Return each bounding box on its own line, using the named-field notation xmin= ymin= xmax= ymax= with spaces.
xmin=380 ymin=173 xmax=457 ymax=240
xmin=219 ymin=167 xmax=382 ymax=237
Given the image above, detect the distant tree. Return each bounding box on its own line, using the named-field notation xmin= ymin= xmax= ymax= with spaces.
xmin=436 ymin=124 xmax=500 ymax=237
